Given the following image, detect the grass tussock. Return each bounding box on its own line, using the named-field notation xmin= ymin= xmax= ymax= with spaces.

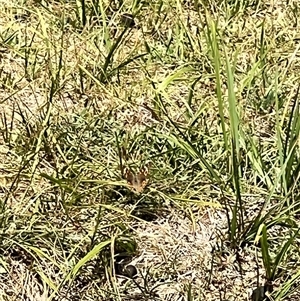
xmin=0 ymin=0 xmax=300 ymax=300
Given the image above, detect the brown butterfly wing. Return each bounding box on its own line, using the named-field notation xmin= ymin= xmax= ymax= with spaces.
xmin=124 ymin=167 xmax=148 ymax=193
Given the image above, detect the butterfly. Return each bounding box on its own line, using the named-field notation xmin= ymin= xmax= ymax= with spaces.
xmin=123 ymin=167 xmax=149 ymax=194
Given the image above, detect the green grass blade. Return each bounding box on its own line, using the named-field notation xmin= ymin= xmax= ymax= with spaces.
xmin=260 ymin=225 xmax=272 ymax=280
xmin=271 ymin=229 xmax=299 ymax=280
xmin=207 ymin=16 xmax=228 ymax=151
xmin=224 ymin=48 xmax=244 ymax=242
xmin=69 ymin=240 xmax=111 ymax=279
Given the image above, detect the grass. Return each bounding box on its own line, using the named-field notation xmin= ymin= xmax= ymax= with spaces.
xmin=0 ymin=0 xmax=300 ymax=300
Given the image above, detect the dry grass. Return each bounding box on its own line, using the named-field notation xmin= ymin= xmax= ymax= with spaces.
xmin=1 ymin=0 xmax=300 ymax=300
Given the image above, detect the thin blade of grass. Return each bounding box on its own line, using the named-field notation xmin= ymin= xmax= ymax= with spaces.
xmin=207 ymin=16 xmax=229 ymax=151
xmin=224 ymin=48 xmax=244 ymax=244
xmin=69 ymin=239 xmax=111 ymax=279
xmin=260 ymin=225 xmax=272 ymax=280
